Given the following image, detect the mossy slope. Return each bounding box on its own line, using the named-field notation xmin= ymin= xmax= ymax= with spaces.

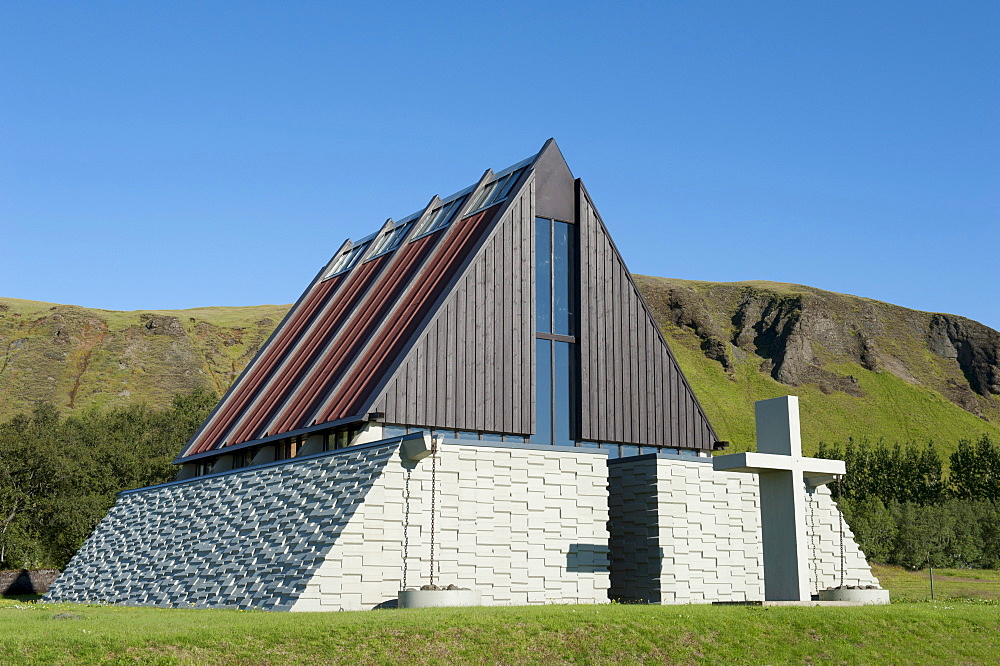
xmin=638 ymin=276 xmax=1000 ymax=455
xmin=0 ymin=298 xmax=288 ymax=419
xmin=3 ymin=277 xmax=999 ymax=458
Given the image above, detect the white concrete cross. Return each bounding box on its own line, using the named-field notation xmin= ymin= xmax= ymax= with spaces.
xmin=713 ymin=396 xmax=846 ymax=602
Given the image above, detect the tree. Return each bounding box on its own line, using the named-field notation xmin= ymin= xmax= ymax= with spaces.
xmin=838 ymin=496 xmax=896 ymax=563
xmin=0 ymin=388 xmax=218 ymax=569
xmin=950 ymin=435 xmax=999 ymax=501
xmin=0 ymin=404 xmax=63 ymax=567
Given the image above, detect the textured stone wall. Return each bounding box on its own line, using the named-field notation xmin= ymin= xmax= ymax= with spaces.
xmin=292 ymin=442 xmax=611 ymax=610
xmin=609 ymin=455 xmax=880 ymax=604
xmin=46 ymin=441 xmax=874 ymax=611
xmin=45 ymin=440 xmax=610 ymax=611
xmin=45 ymin=443 xmax=398 ymax=610
xmin=0 ymin=569 xmax=61 ymax=595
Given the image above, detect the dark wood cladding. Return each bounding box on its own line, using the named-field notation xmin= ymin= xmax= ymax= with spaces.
xmin=374 ymin=181 xmax=536 ymax=434
xmin=178 ymin=194 xmax=510 ymax=458
xmin=577 ymin=183 xmax=718 ymax=450
xmin=315 ymin=204 xmax=500 ymax=424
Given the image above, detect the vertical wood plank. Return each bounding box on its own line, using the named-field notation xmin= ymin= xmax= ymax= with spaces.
xmin=456 ymin=278 xmax=468 ymax=430
xmin=585 ymin=195 xmax=594 ymax=441
xmin=611 ymin=238 xmax=623 ymax=442
xmin=475 ymin=252 xmax=486 ymax=430
xmin=524 ymin=184 xmax=535 ymax=434
xmin=483 ymin=235 xmax=496 ymax=431
xmin=501 ymin=206 xmax=513 ymax=432
xmin=511 ymin=199 xmax=522 ymax=432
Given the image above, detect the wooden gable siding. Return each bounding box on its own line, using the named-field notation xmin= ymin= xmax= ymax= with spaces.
xmin=577 ymin=183 xmax=717 ymax=450
xmin=374 ymin=179 xmax=536 ymax=434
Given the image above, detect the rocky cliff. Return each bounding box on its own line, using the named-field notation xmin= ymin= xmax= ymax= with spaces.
xmin=637 ymin=277 xmax=1000 ymax=451
xmin=2 ymin=279 xmax=998 ymax=453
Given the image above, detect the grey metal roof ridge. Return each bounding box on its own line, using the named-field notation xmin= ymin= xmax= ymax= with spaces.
xmin=347 ymin=148 xmax=542 ymax=247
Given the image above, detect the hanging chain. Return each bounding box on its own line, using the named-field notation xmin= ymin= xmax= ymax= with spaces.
xmin=837 ymin=474 xmax=846 ymax=588
xmin=403 ymin=465 xmax=411 ymax=590
xmin=807 ymin=486 xmax=819 ymax=594
xmin=429 ymin=440 xmax=438 ymax=587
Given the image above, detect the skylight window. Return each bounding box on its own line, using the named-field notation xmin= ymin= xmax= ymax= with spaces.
xmin=325 ymin=240 xmax=371 ymax=278
xmin=468 ymin=167 xmax=525 ymax=213
xmin=367 ymin=219 xmax=415 ymax=259
xmin=410 ymin=195 xmax=468 ymax=238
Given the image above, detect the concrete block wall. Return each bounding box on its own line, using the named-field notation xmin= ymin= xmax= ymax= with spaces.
xmin=609 ymin=454 xmax=880 ymax=604
xmin=292 ymin=441 xmax=610 ymax=610
xmin=46 ymin=438 xmax=610 ymax=611
xmin=45 ymin=443 xmax=398 ymax=610
xmin=805 ymin=483 xmax=877 ymax=593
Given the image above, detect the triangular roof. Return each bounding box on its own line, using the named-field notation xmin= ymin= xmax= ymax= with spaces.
xmin=177 ymin=140 xmax=718 ymax=462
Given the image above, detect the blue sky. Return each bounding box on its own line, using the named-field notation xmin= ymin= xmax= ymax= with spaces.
xmin=2 ymin=1 xmax=997 ymax=330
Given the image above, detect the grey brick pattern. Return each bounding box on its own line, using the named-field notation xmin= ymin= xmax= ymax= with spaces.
xmin=45 ymin=441 xmax=610 ymax=612
xmin=804 ymin=482 xmax=877 ymax=594
xmin=46 ymin=442 xmax=872 ymax=611
xmin=293 ymin=443 xmax=611 ymax=610
xmin=45 ymin=444 xmax=397 ymax=610
xmin=609 ymin=456 xmax=880 ymax=604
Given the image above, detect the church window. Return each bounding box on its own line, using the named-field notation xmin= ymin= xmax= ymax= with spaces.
xmin=326 ymin=239 xmax=372 ymax=277
xmin=383 ymin=424 xmax=407 ymax=438
xmin=232 ymin=448 xmax=256 ymax=469
xmin=533 ymin=217 xmax=577 ymax=446
xmin=275 ymin=439 xmax=292 ymax=461
xmin=535 ymin=218 xmax=576 ymax=336
xmin=411 ymin=194 xmax=468 ymax=238
xmin=468 ymin=168 xmax=525 ymax=213
xmin=535 ymin=220 xmax=552 ymax=333
xmin=368 ymin=219 xmax=416 ymax=258
xmin=552 ymin=221 xmax=575 ymax=336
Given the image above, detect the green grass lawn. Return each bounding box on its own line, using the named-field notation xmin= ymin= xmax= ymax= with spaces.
xmin=1 ymin=599 xmax=998 ymax=665
xmin=871 ymin=563 xmax=1000 ymax=602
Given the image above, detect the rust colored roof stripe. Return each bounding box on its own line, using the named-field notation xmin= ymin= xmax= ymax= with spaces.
xmin=265 ymin=235 xmax=439 ymax=435
xmin=222 ymin=256 xmax=389 ymax=447
xmin=322 ymin=212 xmax=490 ymax=421
xmin=318 ymin=207 xmax=496 ymax=423
xmin=187 ymin=275 xmax=343 ymax=455
xmin=244 ymin=250 xmax=417 ymax=440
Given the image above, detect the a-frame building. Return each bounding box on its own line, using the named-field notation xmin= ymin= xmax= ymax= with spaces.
xmin=46 ymin=141 xmax=880 ymax=610
xmin=176 ymin=139 xmax=718 ymax=476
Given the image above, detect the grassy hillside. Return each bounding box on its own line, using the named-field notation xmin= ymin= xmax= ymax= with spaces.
xmin=3 ymin=276 xmax=999 ymax=458
xmin=639 ymin=276 xmax=1000 ymax=455
xmin=668 ymin=327 xmax=1000 ymax=453
xmin=0 ymin=297 xmax=288 ymax=420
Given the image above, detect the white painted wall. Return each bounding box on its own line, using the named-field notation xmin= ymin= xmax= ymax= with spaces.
xmin=292 ymin=442 xmax=611 ymax=610
xmin=609 ymin=455 xmax=881 ymax=604
xmin=48 ymin=440 xmax=877 ymax=612
xmin=47 ymin=439 xmax=610 ymax=611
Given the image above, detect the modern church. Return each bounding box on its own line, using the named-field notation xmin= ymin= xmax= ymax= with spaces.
xmin=46 ymin=140 xmax=883 ymax=610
